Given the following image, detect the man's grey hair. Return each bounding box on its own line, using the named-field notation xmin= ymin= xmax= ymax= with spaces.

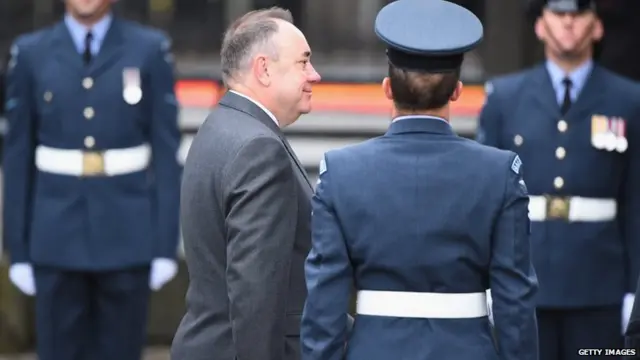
xmin=220 ymin=7 xmax=294 ymax=86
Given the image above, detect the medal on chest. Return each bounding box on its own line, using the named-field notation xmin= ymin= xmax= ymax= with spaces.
xmin=591 ymin=115 xmax=627 ymax=153
xmin=122 ymin=67 xmax=142 ymax=105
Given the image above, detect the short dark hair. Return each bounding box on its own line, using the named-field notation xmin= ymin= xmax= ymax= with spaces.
xmin=388 ymin=64 xmax=460 ymax=111
xmin=220 ymin=7 xmax=294 ymax=85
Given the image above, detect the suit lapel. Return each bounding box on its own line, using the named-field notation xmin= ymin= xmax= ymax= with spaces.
xmin=218 ymin=92 xmax=313 ymax=190
xmin=88 ymin=18 xmax=124 ymax=76
xmin=280 ymin=138 xmax=313 ymax=191
xmin=51 ymin=22 xmax=84 ymax=75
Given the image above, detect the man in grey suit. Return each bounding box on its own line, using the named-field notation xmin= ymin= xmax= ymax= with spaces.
xmin=171 ymin=7 xmax=322 ymax=360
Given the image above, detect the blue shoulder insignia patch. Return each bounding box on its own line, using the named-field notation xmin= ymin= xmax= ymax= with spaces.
xmin=316 ymin=157 xmax=327 ymax=186
xmin=475 ymin=128 xmax=486 ymax=143
xmin=7 ymin=44 xmax=19 ymax=71
xmin=484 ymin=81 xmax=494 ymax=96
xmin=511 ymin=155 xmax=522 ymax=174
xmin=161 ymin=38 xmax=172 ymax=51
xmin=518 ymin=178 xmax=527 ymax=193
xmin=319 ymin=157 xmax=327 ymax=175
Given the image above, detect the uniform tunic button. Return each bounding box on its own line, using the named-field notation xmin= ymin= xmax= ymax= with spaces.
xmin=554 ymin=176 xmax=564 ymax=189
xmin=84 ymin=107 xmax=94 ymax=120
xmin=83 ymin=77 xmax=94 ymax=89
xmin=556 ymin=147 xmax=566 ymax=159
xmin=84 ymin=136 xmax=95 ymax=148
xmin=43 ymin=91 xmax=53 ymax=102
xmin=514 ymin=135 xmax=523 ymax=146
xmin=558 ymin=120 xmax=568 ymax=132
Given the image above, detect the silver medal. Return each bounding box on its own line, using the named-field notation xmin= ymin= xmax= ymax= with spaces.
xmin=616 ymin=137 xmax=628 ymax=153
xmin=604 ymin=132 xmax=617 ymax=151
xmin=614 ymin=117 xmax=628 ymax=153
xmin=122 ymin=67 xmax=142 ymax=105
xmin=123 ymin=86 xmax=142 ymax=105
xmin=592 ymin=133 xmax=606 ymax=149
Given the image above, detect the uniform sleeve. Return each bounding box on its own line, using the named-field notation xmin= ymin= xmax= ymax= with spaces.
xmin=476 ymin=81 xmax=503 ymax=148
xmin=301 ymin=155 xmax=353 ymax=360
xmin=626 ymin=274 xmax=640 ymax=350
xmin=223 ymin=136 xmax=298 ymax=360
xmin=622 ymin=104 xmax=640 ymax=293
xmin=148 ymin=35 xmax=181 ymax=259
xmin=2 ymin=41 xmax=36 ymax=263
xmin=490 ymin=154 xmax=539 ymax=360
xmin=624 ymin=104 xmax=640 ymax=348
xmin=0 ymin=53 xmax=7 ymax=113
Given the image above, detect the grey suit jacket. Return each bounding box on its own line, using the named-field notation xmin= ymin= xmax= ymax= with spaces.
xmin=171 ymin=91 xmax=314 ymax=360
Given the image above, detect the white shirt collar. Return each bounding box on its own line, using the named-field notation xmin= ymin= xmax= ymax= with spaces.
xmin=392 ymin=115 xmax=448 ymax=123
xmin=230 ymin=90 xmax=279 ymax=126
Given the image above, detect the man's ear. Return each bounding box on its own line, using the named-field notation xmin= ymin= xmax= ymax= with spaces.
xmin=253 ymin=55 xmax=271 ymax=86
xmin=450 ymin=81 xmax=463 ymax=102
xmin=382 ymin=77 xmax=393 ymax=100
xmin=592 ymin=17 xmax=604 ymax=42
xmin=534 ymin=16 xmax=546 ymax=41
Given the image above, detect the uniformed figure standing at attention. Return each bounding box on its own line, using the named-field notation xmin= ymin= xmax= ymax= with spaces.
xmin=2 ymin=0 xmax=182 ymax=359
xmin=477 ymin=0 xmax=640 ymax=358
xmin=300 ymin=1 xmax=539 ymax=359
xmin=0 ymin=52 xmax=7 ymax=118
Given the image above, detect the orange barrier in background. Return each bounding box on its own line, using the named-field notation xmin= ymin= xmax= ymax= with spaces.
xmin=175 ymin=80 xmax=485 ymax=116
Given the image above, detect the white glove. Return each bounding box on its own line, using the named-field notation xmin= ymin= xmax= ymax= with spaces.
xmin=623 ymin=293 xmax=635 ymax=334
xmin=9 ymin=263 xmax=36 ymax=296
xmin=149 ymin=258 xmax=178 ymax=291
xmin=486 ymin=289 xmax=494 ymax=326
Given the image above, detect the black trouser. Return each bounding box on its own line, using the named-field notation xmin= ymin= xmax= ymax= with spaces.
xmin=33 ymin=265 xmax=151 ymax=360
xmin=537 ymin=306 xmax=624 ymax=360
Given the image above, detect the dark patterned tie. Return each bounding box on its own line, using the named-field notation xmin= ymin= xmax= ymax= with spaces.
xmin=83 ymin=31 xmax=93 ymax=65
xmin=561 ymin=77 xmax=572 ymax=115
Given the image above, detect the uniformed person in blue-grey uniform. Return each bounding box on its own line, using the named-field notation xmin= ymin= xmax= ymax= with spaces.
xmin=300 ymin=1 xmax=539 ymax=359
xmin=0 ymin=52 xmax=6 ymax=117
xmin=477 ymin=0 xmax=640 ymax=358
xmin=3 ymin=0 xmax=182 ymax=359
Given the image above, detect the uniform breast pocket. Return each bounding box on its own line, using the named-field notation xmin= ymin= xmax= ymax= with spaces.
xmin=34 ymin=66 xmax=63 ymax=114
xmin=33 ymin=85 xmax=64 ymax=133
xmin=36 ymin=87 xmax=56 ymax=115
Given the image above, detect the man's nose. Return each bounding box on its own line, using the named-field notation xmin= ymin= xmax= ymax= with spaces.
xmin=308 ymin=64 xmax=321 ymax=83
xmin=560 ymin=13 xmax=577 ymax=25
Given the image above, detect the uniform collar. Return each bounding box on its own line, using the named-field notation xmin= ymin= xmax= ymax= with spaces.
xmin=64 ymin=12 xmax=113 ymax=54
xmin=545 ymin=59 xmax=593 ymax=99
xmin=386 ymin=115 xmax=454 ymax=136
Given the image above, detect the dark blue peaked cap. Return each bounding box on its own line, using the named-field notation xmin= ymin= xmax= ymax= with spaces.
xmin=375 ymin=0 xmax=483 ymax=73
xmin=546 ymin=0 xmax=596 ymax=12
xmin=525 ymin=0 xmax=596 ymax=20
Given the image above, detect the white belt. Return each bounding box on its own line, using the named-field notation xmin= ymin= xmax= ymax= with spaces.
xmin=528 ymin=195 xmax=616 ymax=222
xmin=356 ymin=290 xmax=488 ymax=319
xmin=35 ymin=144 xmax=151 ymax=176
